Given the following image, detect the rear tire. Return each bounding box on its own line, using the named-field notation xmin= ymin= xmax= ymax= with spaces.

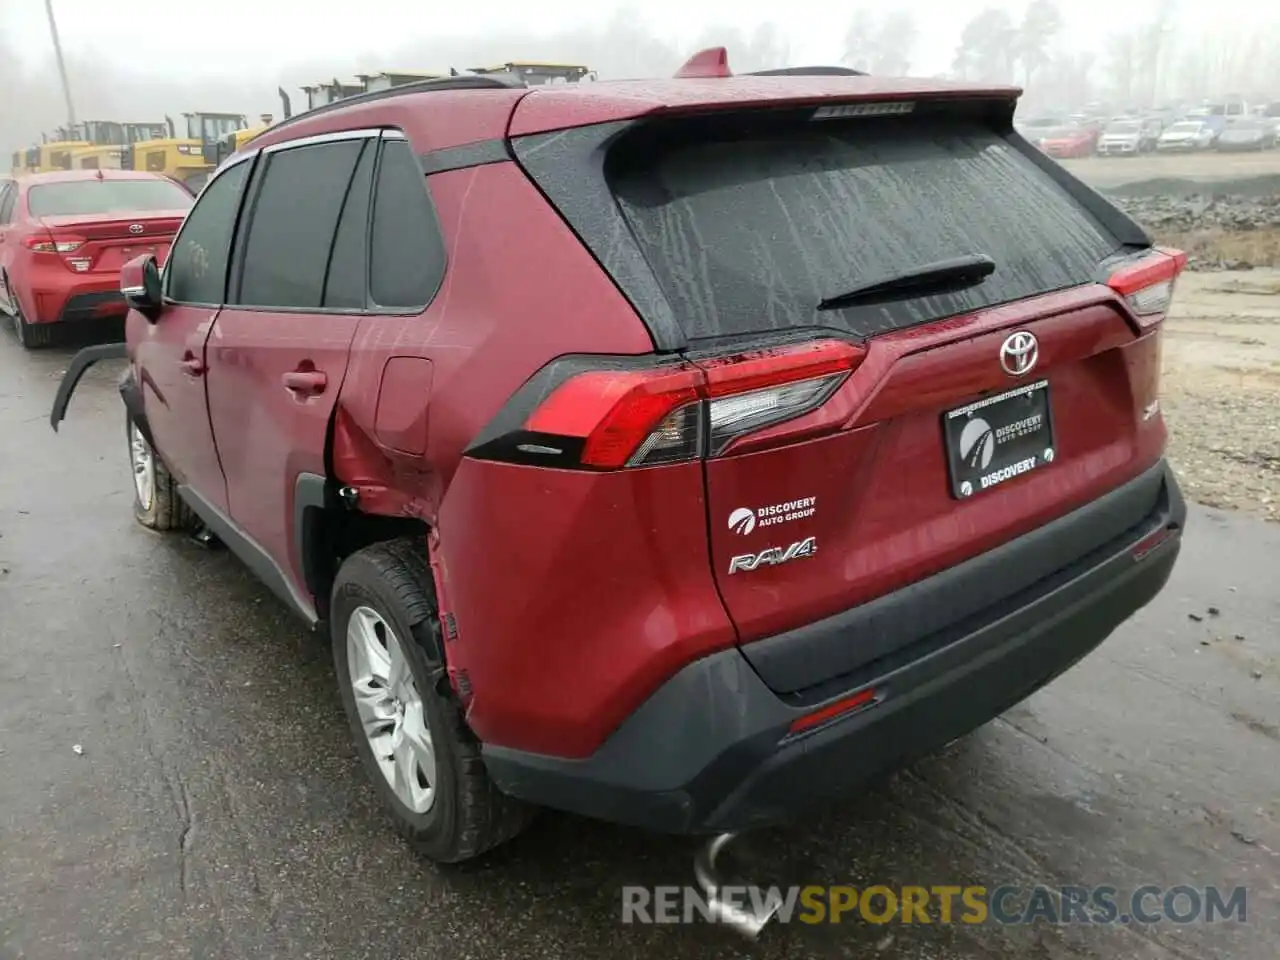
xmin=10 ymin=300 xmax=54 ymax=349
xmin=128 ymin=417 xmax=194 ymax=531
xmin=331 ymin=538 xmax=534 ymax=863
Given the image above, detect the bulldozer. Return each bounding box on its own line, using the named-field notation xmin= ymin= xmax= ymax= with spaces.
xmin=66 ymin=120 xmax=165 ymax=170
xmin=302 ymin=78 xmax=365 ymax=111
xmin=31 ymin=125 xmax=93 ymax=172
xmin=301 ymin=72 xmax=448 ymax=111
xmin=11 ymin=149 xmax=39 ymax=174
xmin=358 ymin=70 xmax=447 ymax=93
xmin=211 ymin=89 xmax=295 ymax=168
xmin=466 ymin=62 xmax=597 ymax=85
xmin=65 ymin=120 xmax=125 ymax=169
xmin=127 ymin=112 xmax=248 ymax=191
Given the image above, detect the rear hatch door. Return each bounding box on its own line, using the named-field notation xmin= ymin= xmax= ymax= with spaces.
xmin=517 ymin=94 xmax=1167 ymax=696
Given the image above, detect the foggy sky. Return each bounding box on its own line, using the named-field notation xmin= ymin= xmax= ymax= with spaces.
xmin=9 ymin=0 xmax=1279 ymax=82
xmin=4 ymin=0 xmax=1279 ymax=149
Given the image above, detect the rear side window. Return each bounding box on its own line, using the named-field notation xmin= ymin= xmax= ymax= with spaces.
xmin=323 ymin=141 xmax=376 ymax=309
xmin=166 ymin=159 xmax=252 ymax=305
xmin=236 ymin=139 xmax=365 ymax=309
xmin=607 ymin=115 xmax=1119 ymax=341
xmin=0 ymin=184 xmax=15 ymax=224
xmin=368 ymin=139 xmax=445 ymax=310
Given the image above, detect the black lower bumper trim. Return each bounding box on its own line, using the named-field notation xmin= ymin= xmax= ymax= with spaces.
xmin=58 ymin=290 xmax=127 ymax=323
xmin=482 ymin=461 xmax=1186 ymax=834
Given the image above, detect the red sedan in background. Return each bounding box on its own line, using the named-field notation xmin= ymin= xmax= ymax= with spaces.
xmin=0 ymin=169 xmax=193 ymax=348
xmin=1036 ymin=124 xmax=1097 ymax=159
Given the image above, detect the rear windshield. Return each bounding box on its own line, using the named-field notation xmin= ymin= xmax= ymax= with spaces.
xmin=28 ymin=179 xmax=193 ymax=217
xmin=608 ymin=115 xmax=1119 ymax=341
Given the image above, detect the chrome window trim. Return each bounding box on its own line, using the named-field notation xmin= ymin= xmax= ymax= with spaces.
xmin=261 ymin=127 xmax=385 ymax=153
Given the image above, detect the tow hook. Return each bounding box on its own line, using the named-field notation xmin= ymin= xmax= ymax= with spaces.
xmin=693 ymin=832 xmax=782 ymax=939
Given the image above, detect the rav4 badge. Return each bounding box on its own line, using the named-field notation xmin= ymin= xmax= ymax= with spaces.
xmin=728 ymin=536 xmax=818 ymax=575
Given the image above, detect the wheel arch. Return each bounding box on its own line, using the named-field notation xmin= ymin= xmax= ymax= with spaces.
xmin=119 ymin=366 xmax=158 ymax=451
xmin=294 ymin=472 xmax=435 ymax=631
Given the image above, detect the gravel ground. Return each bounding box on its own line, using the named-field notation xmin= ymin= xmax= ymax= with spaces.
xmin=1161 ymin=269 xmax=1280 ymax=522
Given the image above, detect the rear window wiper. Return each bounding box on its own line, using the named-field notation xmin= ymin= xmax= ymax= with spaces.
xmin=817 ymin=254 xmax=997 ymax=311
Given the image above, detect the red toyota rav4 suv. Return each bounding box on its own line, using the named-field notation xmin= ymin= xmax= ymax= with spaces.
xmin=52 ymin=57 xmax=1187 ymax=863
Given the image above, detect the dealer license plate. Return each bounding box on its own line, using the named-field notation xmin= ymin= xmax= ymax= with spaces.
xmin=943 ymin=379 xmax=1056 ymax=499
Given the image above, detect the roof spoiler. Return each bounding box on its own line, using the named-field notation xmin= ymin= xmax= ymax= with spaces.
xmin=674 ymin=48 xmax=868 ymax=79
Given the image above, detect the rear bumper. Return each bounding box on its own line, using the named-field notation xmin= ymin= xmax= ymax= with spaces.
xmin=24 ymin=276 xmax=126 ymax=325
xmin=483 ymin=460 xmax=1186 ymax=834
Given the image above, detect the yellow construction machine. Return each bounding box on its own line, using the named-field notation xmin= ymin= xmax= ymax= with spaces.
xmin=211 ymin=89 xmax=295 ymax=167
xmin=302 ymin=78 xmax=365 ymax=112
xmin=358 ymin=70 xmax=447 ymax=93
xmin=67 ymin=120 xmax=166 ymax=170
xmin=467 ymin=62 xmax=597 ymax=85
xmin=126 ymin=112 xmax=248 ymax=190
xmin=11 ymin=149 xmax=39 ymax=174
xmin=31 ymin=125 xmax=92 ymax=172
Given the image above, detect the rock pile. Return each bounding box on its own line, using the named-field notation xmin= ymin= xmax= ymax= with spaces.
xmin=1111 ymin=193 xmax=1280 ymax=232
xmin=1107 ymin=193 xmax=1280 ymax=271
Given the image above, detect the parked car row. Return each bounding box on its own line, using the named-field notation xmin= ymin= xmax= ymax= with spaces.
xmin=1018 ymin=111 xmax=1280 ymax=158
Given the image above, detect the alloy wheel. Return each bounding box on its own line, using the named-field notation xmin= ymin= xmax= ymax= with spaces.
xmin=346 ymin=605 xmax=436 ymax=814
xmin=129 ymin=423 xmax=156 ymax=512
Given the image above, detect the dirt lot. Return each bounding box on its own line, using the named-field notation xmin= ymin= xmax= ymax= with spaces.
xmin=1055 ymin=152 xmax=1280 ymax=523
xmin=1161 ymin=270 xmax=1280 ymax=521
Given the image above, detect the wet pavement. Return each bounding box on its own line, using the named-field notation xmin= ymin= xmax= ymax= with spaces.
xmin=1 ymin=326 xmax=1277 ymax=959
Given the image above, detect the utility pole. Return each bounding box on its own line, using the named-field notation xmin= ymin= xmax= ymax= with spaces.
xmin=44 ymin=0 xmax=76 ymax=129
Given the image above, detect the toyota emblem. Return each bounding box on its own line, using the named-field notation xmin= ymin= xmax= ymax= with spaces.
xmin=999 ymin=331 xmax=1038 ymax=376
xmin=128 ymin=223 xmax=144 ymax=235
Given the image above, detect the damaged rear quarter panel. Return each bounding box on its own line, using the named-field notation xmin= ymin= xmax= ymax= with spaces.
xmin=331 ymin=160 xmax=654 ymax=522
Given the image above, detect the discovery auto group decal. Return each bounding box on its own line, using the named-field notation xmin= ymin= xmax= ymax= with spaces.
xmin=728 ymin=497 xmax=817 ymax=535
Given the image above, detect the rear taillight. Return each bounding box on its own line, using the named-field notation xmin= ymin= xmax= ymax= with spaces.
xmin=23 ymin=234 xmax=85 ymax=254
xmin=524 ymin=366 xmax=703 ymax=468
xmin=1106 ymin=246 xmax=1187 ymax=328
xmin=522 ymin=339 xmax=865 ymax=469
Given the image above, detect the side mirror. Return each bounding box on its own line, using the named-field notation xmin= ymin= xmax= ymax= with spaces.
xmin=121 ymin=253 xmax=163 ymax=322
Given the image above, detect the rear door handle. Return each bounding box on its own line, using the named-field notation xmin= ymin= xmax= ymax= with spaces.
xmin=282 ymin=369 xmax=327 ymax=395
xmin=179 ymin=354 xmax=205 ymax=376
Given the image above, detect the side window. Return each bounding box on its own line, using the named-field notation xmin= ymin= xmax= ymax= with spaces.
xmin=369 ymin=138 xmax=446 ymax=310
xmin=0 ymin=185 xmax=14 ymax=224
xmin=166 ymin=159 xmax=252 ymax=304
xmin=236 ymin=139 xmax=364 ymax=309
xmin=322 ymin=141 xmax=376 ymax=309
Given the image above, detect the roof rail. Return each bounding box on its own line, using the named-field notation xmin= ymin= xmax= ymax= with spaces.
xmin=263 ymin=73 xmax=526 ymax=140
xmin=747 ymin=66 xmax=867 ymax=77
